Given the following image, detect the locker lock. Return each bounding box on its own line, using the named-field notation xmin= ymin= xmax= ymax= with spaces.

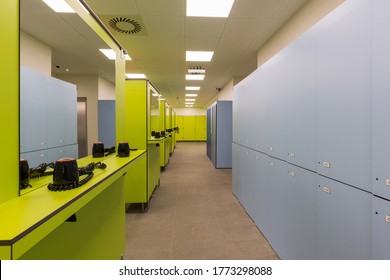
xmin=386 ymin=179 xmax=390 ymax=186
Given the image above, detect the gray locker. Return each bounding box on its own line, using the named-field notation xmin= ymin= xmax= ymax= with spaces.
xmin=264 ymin=156 xmax=288 ymax=259
xmin=253 ymin=151 xmax=269 ymax=238
xmin=98 ymin=100 xmax=116 ymax=148
xmin=232 ymin=143 xmax=239 ymax=196
xmin=372 ymin=0 xmax=390 ymax=201
xmin=252 ymin=68 xmax=268 ymax=154
xmin=286 ymin=164 xmax=317 ymax=260
xmin=372 ymin=196 xmax=390 ymax=259
xmin=285 ymin=31 xmax=317 ymax=172
xmin=317 ymin=175 xmax=371 ymax=259
xmin=241 ymin=148 xmax=256 ymax=218
xmin=233 ymin=83 xmax=244 ymax=146
xmin=316 ymin=0 xmax=372 ymax=192
xmin=263 ymin=53 xmax=288 ymax=161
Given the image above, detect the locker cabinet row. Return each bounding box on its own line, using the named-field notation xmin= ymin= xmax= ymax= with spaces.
xmin=176 ymin=115 xmax=206 ymax=141
xmin=233 ymin=143 xmax=390 ymax=259
xmin=234 ymin=0 xmax=390 ymax=199
xmin=21 ymin=144 xmax=78 ymax=168
xmin=20 ymin=67 xmax=77 ymax=154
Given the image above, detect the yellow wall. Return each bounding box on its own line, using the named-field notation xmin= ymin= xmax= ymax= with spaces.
xmin=176 ymin=116 xmax=206 ymax=141
xmin=0 ymin=0 xmax=19 ymax=203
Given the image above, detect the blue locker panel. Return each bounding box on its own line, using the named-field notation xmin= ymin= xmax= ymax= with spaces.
xmin=235 ymin=145 xmax=246 ymax=203
xmin=64 ymin=144 xmax=79 ymax=159
xmin=252 ymin=68 xmax=268 ymax=154
xmin=215 ymin=101 xmax=232 ymax=168
xmin=64 ymin=85 xmax=77 ymax=146
xmin=211 ymin=104 xmax=217 ymax=166
xmin=264 ymin=156 xmax=288 ymax=259
xmin=20 ymin=67 xmax=48 ymax=152
xmin=286 ymin=164 xmax=317 ymax=260
xmin=232 ymin=143 xmax=239 ymax=196
xmin=253 ymin=151 xmax=269 ymax=238
xmin=239 ymin=84 xmax=251 ymax=147
xmin=206 ymin=108 xmax=211 ymax=159
xmin=240 ymin=148 xmax=256 ymax=218
xmin=233 ymin=83 xmax=244 ymax=146
xmin=47 ymin=147 xmax=66 ymax=163
xmin=263 ymin=52 xmax=288 ymax=161
xmin=21 ymin=150 xmax=48 ymax=168
xmin=98 ymin=100 xmax=116 ymax=148
xmin=316 ymin=0 xmax=372 ymax=192
xmin=285 ymin=31 xmax=317 ymax=172
xmin=372 ymin=196 xmax=390 ymax=259
xmin=317 ymin=175 xmax=371 ymax=259
xmin=372 ymin=0 xmax=390 ymax=201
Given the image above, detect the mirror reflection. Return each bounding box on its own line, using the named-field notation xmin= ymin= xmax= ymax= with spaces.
xmin=19 ymin=0 xmax=115 ymax=195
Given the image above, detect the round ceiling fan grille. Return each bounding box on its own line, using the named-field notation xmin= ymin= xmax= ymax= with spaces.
xmin=109 ymin=17 xmax=142 ymax=34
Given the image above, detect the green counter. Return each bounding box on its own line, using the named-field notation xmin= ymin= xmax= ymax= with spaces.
xmin=0 ymin=150 xmax=145 ymax=260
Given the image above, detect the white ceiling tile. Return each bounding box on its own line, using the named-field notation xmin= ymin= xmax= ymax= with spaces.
xmin=274 ymin=0 xmax=309 ymax=19
xmin=185 ymin=37 xmax=219 ymax=51
xmin=230 ymin=0 xmax=285 ymax=19
xmin=136 ymin=0 xmax=185 ymax=16
xmin=186 ymin=17 xmax=227 ymax=38
xmin=223 ymin=19 xmax=269 ymax=38
xmin=142 ymin=16 xmax=185 ymax=37
xmin=84 ymin=0 xmax=139 ymax=15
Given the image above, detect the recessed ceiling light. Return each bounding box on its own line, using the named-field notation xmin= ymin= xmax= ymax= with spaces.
xmin=186 ymin=74 xmax=204 ymax=81
xmin=185 ymin=102 xmax=195 ymax=105
xmin=126 ymin=73 xmax=147 ymax=79
xmin=186 ymin=86 xmax=200 ymax=91
xmin=185 ymin=99 xmax=196 ymax=102
xmin=186 ymin=0 xmax=235 ymax=18
xmin=42 ymin=0 xmax=76 ymax=13
xmin=186 ymin=51 xmax=214 ymax=62
xmin=160 ymin=98 xmax=165 ymax=101
xmin=185 ymin=105 xmax=194 ymax=107
xmin=100 ymin=49 xmax=116 ymax=60
xmin=124 ymin=54 xmax=132 ymax=60
xmin=185 ymin=93 xmax=198 ymax=97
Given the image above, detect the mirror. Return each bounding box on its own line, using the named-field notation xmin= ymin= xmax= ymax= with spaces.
xmin=149 ymin=84 xmax=160 ymax=139
xmin=19 ymin=0 xmax=115 ymax=195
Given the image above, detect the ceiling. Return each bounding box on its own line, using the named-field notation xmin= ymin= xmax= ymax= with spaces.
xmin=20 ymin=0 xmax=309 ymax=108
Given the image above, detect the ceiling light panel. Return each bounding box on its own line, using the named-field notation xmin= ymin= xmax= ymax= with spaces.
xmin=186 ymin=86 xmax=200 ymax=91
xmin=100 ymin=49 xmax=116 ymax=60
xmin=186 ymin=51 xmax=214 ymax=62
xmin=185 ymin=99 xmax=196 ymax=102
xmin=185 ymin=93 xmax=198 ymax=97
xmin=126 ymin=73 xmax=147 ymax=79
xmin=42 ymin=0 xmax=76 ymax=13
xmin=186 ymin=0 xmax=235 ymax=18
xmin=186 ymin=74 xmax=204 ymax=80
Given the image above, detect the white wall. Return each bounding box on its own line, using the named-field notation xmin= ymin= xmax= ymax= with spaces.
xmin=98 ymin=76 xmax=115 ymax=100
xmin=20 ymin=31 xmax=52 ymax=75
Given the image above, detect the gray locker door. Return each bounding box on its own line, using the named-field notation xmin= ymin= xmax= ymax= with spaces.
xmin=242 ymin=149 xmax=256 ymax=218
xmin=232 ymin=143 xmax=239 ymax=197
xmin=317 ymin=175 xmax=371 ymax=259
xmin=263 ymin=52 xmax=288 ymax=161
xmin=316 ymin=0 xmax=372 ymax=192
xmin=372 ymin=0 xmax=390 ymax=201
xmin=286 ymin=164 xmax=317 ymax=260
xmin=372 ymin=196 xmax=390 ymax=259
xmin=252 ymin=68 xmax=267 ymax=154
xmin=264 ymin=156 xmax=288 ymax=259
xmin=285 ymin=31 xmax=317 ymax=172
xmin=215 ymin=101 xmax=232 ymax=168
xmin=253 ymin=151 xmax=269 ymax=238
xmin=98 ymin=100 xmax=116 ymax=148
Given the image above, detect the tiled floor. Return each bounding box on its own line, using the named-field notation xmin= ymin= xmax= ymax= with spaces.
xmin=124 ymin=142 xmax=279 ymax=260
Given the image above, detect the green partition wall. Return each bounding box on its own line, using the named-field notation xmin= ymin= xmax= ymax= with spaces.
xmin=0 ymin=0 xmax=19 ymax=203
xmin=176 ymin=115 xmax=206 ymax=141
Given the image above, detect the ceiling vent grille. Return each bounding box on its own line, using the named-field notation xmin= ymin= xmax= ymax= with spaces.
xmin=100 ymin=15 xmax=148 ymax=36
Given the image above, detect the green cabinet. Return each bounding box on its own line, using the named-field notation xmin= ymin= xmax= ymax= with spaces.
xmin=121 ymin=79 xmax=161 ymax=209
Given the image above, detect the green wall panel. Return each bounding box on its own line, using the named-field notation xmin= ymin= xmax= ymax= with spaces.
xmin=0 ymin=0 xmax=19 ymax=203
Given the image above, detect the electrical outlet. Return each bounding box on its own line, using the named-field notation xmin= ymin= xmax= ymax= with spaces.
xmin=323 ymin=162 xmax=331 ymax=168
xmin=323 ymin=186 xmax=331 ymax=194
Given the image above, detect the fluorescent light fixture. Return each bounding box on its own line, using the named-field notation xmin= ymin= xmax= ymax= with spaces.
xmin=186 ymin=74 xmax=204 ymax=81
xmin=185 ymin=93 xmax=198 ymax=97
xmin=152 ymin=93 xmax=159 ymax=97
xmin=159 ymin=98 xmax=166 ymax=101
xmin=185 ymin=102 xmax=195 ymax=105
xmin=100 ymin=49 xmax=116 ymax=60
xmin=185 ymin=99 xmax=196 ymax=102
xmin=42 ymin=0 xmax=76 ymax=13
xmin=126 ymin=73 xmax=147 ymax=79
xmin=185 ymin=105 xmax=193 ymax=107
xmin=124 ymin=54 xmax=132 ymax=60
xmin=186 ymin=51 xmax=214 ymax=62
xmin=186 ymin=86 xmax=200 ymax=91
xmin=186 ymin=0 xmax=234 ymax=18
